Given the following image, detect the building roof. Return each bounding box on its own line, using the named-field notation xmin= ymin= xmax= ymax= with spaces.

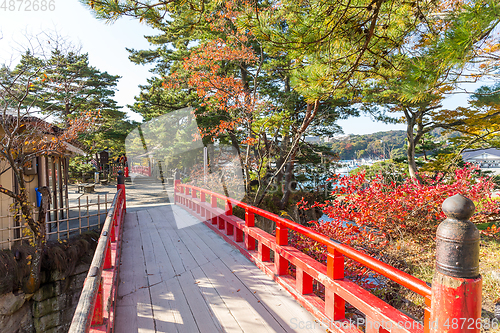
xmin=0 ymin=109 xmax=63 ymax=135
xmin=1 ymin=109 xmax=85 ymax=155
xmin=462 ymin=148 xmax=500 ymax=161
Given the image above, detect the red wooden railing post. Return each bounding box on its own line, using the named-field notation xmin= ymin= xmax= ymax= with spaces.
xmin=258 ymin=242 xmax=270 ymax=262
xmin=325 ymin=245 xmax=345 ymax=321
xmin=183 ymin=187 xmax=186 ymax=206
xmin=275 ymin=221 xmax=288 ymax=275
xmin=225 ymin=199 xmax=232 ymax=215
xmin=200 ymin=191 xmax=206 ymax=217
xmin=191 ymin=188 xmax=196 ymax=211
xmin=117 ymin=171 xmax=126 ymax=213
xmin=296 ymin=267 xmax=313 ymax=295
xmin=424 ymin=296 xmax=432 ymax=333
xmin=174 ymin=179 xmax=181 ymax=204
xmin=91 ymin=278 xmax=104 ymax=326
xmin=245 ymin=210 xmax=255 ymax=250
xmin=211 ymin=195 xmax=218 ymax=225
xmin=224 ymin=200 xmax=233 ymax=234
xmin=110 ymin=219 xmax=116 ymax=243
xmin=430 ymin=194 xmax=482 ymax=333
xmin=104 ymin=239 xmax=112 ymax=270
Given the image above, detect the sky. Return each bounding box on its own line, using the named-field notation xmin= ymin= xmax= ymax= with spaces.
xmin=0 ymin=0 xmax=156 ymax=122
xmin=0 ymin=0 xmax=492 ymax=135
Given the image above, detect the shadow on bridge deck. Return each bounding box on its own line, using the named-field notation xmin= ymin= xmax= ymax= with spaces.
xmin=116 ymin=204 xmax=328 ymax=333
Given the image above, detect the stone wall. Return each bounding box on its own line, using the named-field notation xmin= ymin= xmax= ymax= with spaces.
xmin=0 ymin=263 xmax=90 ymax=333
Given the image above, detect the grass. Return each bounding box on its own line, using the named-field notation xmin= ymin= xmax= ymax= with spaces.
xmin=390 ymin=235 xmax=500 ymax=332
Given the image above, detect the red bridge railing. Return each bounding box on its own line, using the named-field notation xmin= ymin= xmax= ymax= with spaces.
xmin=131 ymin=165 xmax=151 ymax=177
xmin=174 ymin=182 xmax=483 ymax=333
xmin=69 ymin=175 xmax=126 ymax=333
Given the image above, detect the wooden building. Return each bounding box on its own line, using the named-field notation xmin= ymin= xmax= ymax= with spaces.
xmin=462 ymin=148 xmax=500 ymax=175
xmin=0 ymin=115 xmax=84 ymax=248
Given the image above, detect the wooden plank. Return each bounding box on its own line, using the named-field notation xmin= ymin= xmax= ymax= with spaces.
xmin=218 ymin=251 xmax=329 ymax=333
xmin=155 ymin=206 xmax=218 ymax=265
xmin=117 ymin=213 xmax=149 ymax=301
xmin=151 ymin=206 xmax=209 ymax=267
xmin=143 ymin=210 xmax=177 ymax=282
xmin=115 ymin=288 xmax=156 ymax=333
xmin=149 ymin=279 xmax=180 ymax=333
xmin=170 ymin=206 xmax=241 ymax=259
xmin=171 ymin=203 xmax=204 ymax=229
xmin=117 ymin=206 xmax=331 ymax=333
xmin=199 ymin=259 xmax=286 ymax=333
xmin=146 ymin=208 xmax=199 ymax=274
xmin=176 ymin=270 xmax=224 ymax=333
xmin=190 ymin=266 xmax=244 ymax=332
xmin=115 ymin=212 xmax=156 ymax=333
xmin=173 ymin=205 xmax=329 ymax=333
xmin=137 ymin=210 xmax=162 ymax=286
xmin=146 ymin=208 xmax=198 ymax=274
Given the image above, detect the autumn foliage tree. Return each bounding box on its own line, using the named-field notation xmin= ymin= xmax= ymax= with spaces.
xmin=85 ymin=0 xmax=356 ymax=208
xmin=83 ymin=0 xmax=500 ymax=203
xmin=0 ymin=46 xmax=96 ymax=292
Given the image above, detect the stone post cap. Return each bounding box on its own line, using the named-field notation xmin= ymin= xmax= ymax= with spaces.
xmin=442 ymin=194 xmax=475 ymax=220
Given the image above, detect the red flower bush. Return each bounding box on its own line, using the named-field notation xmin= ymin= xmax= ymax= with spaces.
xmin=292 ymin=165 xmax=500 ymax=284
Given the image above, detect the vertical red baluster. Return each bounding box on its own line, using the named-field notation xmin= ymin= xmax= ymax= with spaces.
xmin=218 ymin=216 xmax=225 ymax=230
xmin=91 ymin=278 xmax=104 ymax=326
xmin=258 ymin=242 xmax=270 ymax=262
xmin=174 ymin=179 xmax=181 ymax=203
xmin=424 ymin=296 xmax=431 ymax=333
xmin=225 ymin=200 xmax=232 ymax=215
xmin=234 ymin=225 xmax=243 ymax=242
xmin=226 ymin=222 xmax=234 ymax=236
xmin=245 ymin=210 xmax=255 ymax=250
xmin=104 ymin=239 xmax=112 ymax=270
xmin=211 ymin=195 xmax=218 ymax=225
xmin=181 ymin=185 xmax=185 ymax=206
xmin=325 ymin=245 xmax=345 ymax=321
xmin=188 ymin=188 xmax=192 ymax=210
xmin=110 ymin=221 xmax=116 ymax=242
xmin=225 ymin=199 xmax=234 ymax=235
xmin=191 ymin=188 xmax=196 ymax=211
xmin=117 ymin=171 xmax=126 ymax=213
xmin=200 ymin=192 xmax=206 ymax=217
xmin=296 ymin=267 xmax=313 ymax=295
xmin=275 ymin=221 xmax=288 ymax=275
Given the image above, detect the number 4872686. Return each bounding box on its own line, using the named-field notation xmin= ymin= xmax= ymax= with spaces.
xmin=1 ymin=0 xmax=55 ymax=11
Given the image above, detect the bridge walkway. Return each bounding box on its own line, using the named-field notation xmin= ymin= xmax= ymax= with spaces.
xmin=115 ymin=204 xmax=328 ymax=333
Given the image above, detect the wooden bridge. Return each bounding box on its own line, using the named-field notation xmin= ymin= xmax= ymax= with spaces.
xmin=116 ymin=205 xmax=327 ymax=332
xmin=69 ymin=178 xmax=483 ymax=333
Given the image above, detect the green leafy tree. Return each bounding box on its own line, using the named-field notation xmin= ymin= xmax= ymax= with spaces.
xmin=0 ymin=60 xmax=95 ymax=293
xmin=83 ymin=0 xmax=358 ymax=208
xmin=19 ymin=47 xmax=136 ymax=163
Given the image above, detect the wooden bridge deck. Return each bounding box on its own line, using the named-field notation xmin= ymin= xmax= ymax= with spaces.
xmin=115 ymin=204 xmax=328 ymax=333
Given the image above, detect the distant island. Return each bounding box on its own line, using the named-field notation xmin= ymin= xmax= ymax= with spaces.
xmin=323 ymin=130 xmax=407 ymax=160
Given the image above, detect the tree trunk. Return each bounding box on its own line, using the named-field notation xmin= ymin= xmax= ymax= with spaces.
xmin=276 ymin=134 xmax=290 ymax=186
xmin=407 ymin=137 xmax=419 ymax=179
xmin=228 ymin=132 xmax=248 ymax=195
xmin=405 ymin=108 xmax=425 ymax=181
xmin=279 ymin=156 xmax=296 ymax=209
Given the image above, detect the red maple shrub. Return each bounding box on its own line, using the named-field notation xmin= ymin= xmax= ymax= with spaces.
xmin=292 ymin=165 xmax=500 ymax=285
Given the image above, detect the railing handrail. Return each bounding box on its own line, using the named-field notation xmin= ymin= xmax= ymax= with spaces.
xmin=68 ymin=188 xmax=124 ymax=333
xmin=178 ymin=183 xmax=431 ymax=298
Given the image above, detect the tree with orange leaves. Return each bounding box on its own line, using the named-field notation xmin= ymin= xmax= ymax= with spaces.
xmin=87 ymin=0 xmax=355 ymax=208
xmin=0 ymin=48 xmax=96 ymax=293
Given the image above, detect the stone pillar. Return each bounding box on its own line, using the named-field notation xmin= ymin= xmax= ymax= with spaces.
xmin=430 ymin=194 xmax=482 ymax=332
